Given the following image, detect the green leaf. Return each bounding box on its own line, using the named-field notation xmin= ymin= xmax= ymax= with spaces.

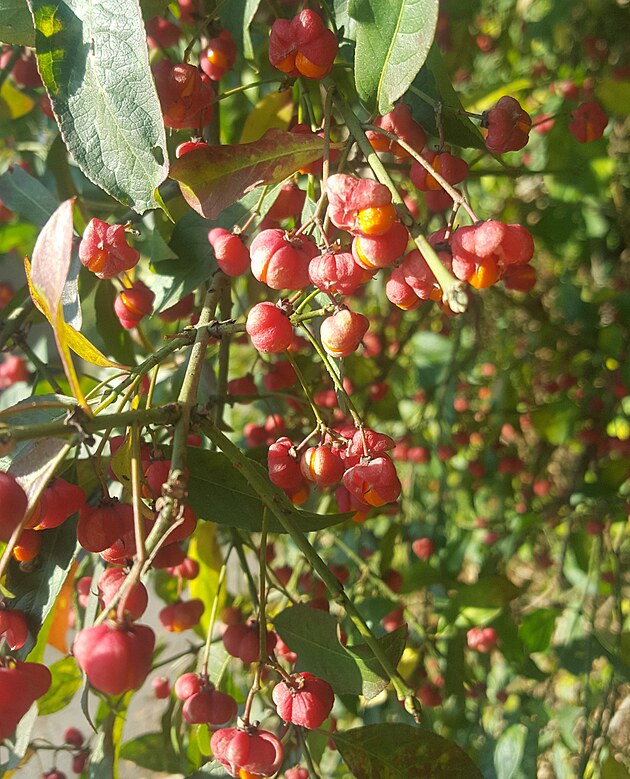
xmin=274 ymin=604 xmax=404 ymax=698
xmin=0 ymin=0 xmax=35 ymax=45
xmin=406 ymin=45 xmax=486 ymax=148
xmin=346 ymin=627 xmax=407 ymax=700
xmin=601 ymin=755 xmax=630 ymax=779
xmin=333 ymin=724 xmax=484 ymax=778
xmin=186 ymin=448 xmax=349 ymax=533
xmin=0 ymin=703 xmax=38 ymax=774
xmin=89 ymin=712 xmax=116 ymax=779
xmin=120 ymin=733 xmax=190 ymax=774
xmin=518 ymin=608 xmax=557 ymax=653
xmin=596 ymin=78 xmax=630 ymax=117
xmin=37 ymin=655 xmax=82 ymax=715
xmin=11 ymin=518 xmax=79 ymax=659
xmin=169 ymin=129 xmax=328 ymax=220
xmin=0 ymin=165 xmax=59 ymax=227
xmin=530 ymin=399 xmax=580 ymax=445
xmin=28 ymin=0 xmax=168 ymax=213
xmin=349 ymin=0 xmax=439 ymax=115
xmin=80 ymin=278 xmax=137 ymax=366
xmin=494 ymin=724 xmax=527 ymax=779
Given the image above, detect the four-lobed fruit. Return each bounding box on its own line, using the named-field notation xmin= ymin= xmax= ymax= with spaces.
xmin=467 ymin=626 xmax=499 ymax=653
xmin=483 ymin=96 xmax=532 ymax=153
xmin=568 ymin=101 xmax=608 ymax=142
xmin=272 ymin=671 xmax=334 ymax=729
xmin=210 ymin=726 xmax=284 ymax=778
xmin=250 ymin=229 xmax=317 ymax=290
xmin=269 ymin=10 xmax=337 ymax=80
xmin=159 ymin=598 xmax=205 ymax=632
xmin=72 ymin=621 xmax=155 ymax=695
xmin=200 ymin=29 xmax=237 ymax=81
xmin=182 ymin=685 xmax=237 ymax=725
xmin=366 ymin=103 xmax=427 ymax=157
xmin=0 ymin=608 xmax=28 ymax=650
xmin=320 ymin=308 xmax=369 ymax=358
xmin=79 ymin=219 xmax=140 ymax=279
xmin=223 ymin=620 xmax=277 ymax=664
xmin=0 ymin=658 xmax=51 ymax=740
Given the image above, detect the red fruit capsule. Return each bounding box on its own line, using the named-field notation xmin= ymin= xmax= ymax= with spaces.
xmin=250 ymin=229 xmax=316 ymax=290
xmin=0 ymin=472 xmax=28 ymax=542
xmin=174 ymin=672 xmax=202 ymax=700
xmin=0 ymin=608 xmax=28 ymax=650
xmin=343 ymin=454 xmax=401 ymax=507
xmin=386 ymin=267 xmax=421 ymax=310
xmin=268 ymin=437 xmax=303 ymax=491
xmin=568 ymin=101 xmax=608 ymax=143
xmin=98 ymin=567 xmax=149 ymax=620
xmin=79 ymin=218 xmax=140 ymax=279
xmin=158 ymin=598 xmax=205 ymax=632
xmin=272 ymin=671 xmax=334 ymax=729
xmin=246 ymin=303 xmax=293 ymax=354
xmin=200 ymin=29 xmax=237 ymax=81
xmin=182 ymin=688 xmax=237 ymax=725
xmin=269 ymin=10 xmax=338 ymax=80
xmin=0 ymin=354 xmax=29 ymax=388
xmin=309 ymin=251 xmax=371 ymax=295
xmin=300 ymin=445 xmax=345 ymax=487
xmin=158 ymin=292 xmax=196 ymax=322
xmin=146 ymin=16 xmax=181 ymax=49
xmin=326 ymin=173 xmax=395 ymax=236
xmin=352 ymin=222 xmax=409 ymax=270
xmin=467 ymin=626 xmax=499 ymax=653
xmin=410 ymin=150 xmax=469 ymax=191
xmin=208 ymin=227 xmax=250 ymax=277
xmin=31 ymin=477 xmax=85 ymax=530
xmin=114 ymin=281 xmax=155 ymax=330
xmin=152 ymin=675 xmax=171 ymax=699
xmin=72 ymin=621 xmax=155 ymax=696
xmin=0 ymin=658 xmax=51 ymax=741
xmin=320 ymin=308 xmax=369 ymax=358
xmin=210 ymin=726 xmax=284 ymax=778
xmin=366 ymin=103 xmax=427 ymax=157
xmin=223 ymin=620 xmax=277 ymax=664
xmin=152 ymin=60 xmax=214 ymax=130
xmin=483 ymin=95 xmax=532 ymax=153
xmin=77 ymin=499 xmax=132 ymax=553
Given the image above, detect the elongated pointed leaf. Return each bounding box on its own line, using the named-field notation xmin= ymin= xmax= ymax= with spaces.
xmin=186 ymin=448 xmax=349 ymax=533
xmin=0 ymin=165 xmax=58 ymax=227
xmin=333 ymin=724 xmax=484 ymax=779
xmin=274 ymin=604 xmax=405 ymax=698
xmin=28 ymin=0 xmax=168 ymax=213
xmin=169 ymin=129 xmax=329 ymax=220
xmin=349 ymin=0 xmax=439 ymax=114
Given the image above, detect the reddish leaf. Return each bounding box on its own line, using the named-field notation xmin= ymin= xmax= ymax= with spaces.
xmin=169 ymin=128 xmax=330 ymax=219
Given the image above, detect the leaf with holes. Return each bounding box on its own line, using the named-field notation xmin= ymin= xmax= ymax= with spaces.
xmin=28 ymin=0 xmax=168 ymax=213
xmin=169 ymin=129 xmax=330 ymax=220
xmin=349 ymin=0 xmax=439 ymax=114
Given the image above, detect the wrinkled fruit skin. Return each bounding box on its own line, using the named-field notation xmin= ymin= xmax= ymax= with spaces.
xmin=210 ymin=726 xmax=284 ymax=778
xmin=326 ymin=173 xmax=394 ymax=236
xmin=309 ymin=250 xmax=371 ymax=295
xmin=246 ymin=302 xmax=293 ymax=354
xmin=72 ymin=621 xmax=155 ymax=695
xmin=272 ymin=671 xmax=334 ymax=729
xmin=77 ymin=499 xmax=133 ymax=554
xmin=79 ymin=218 xmax=140 ymax=279
xmin=0 ymin=658 xmax=51 ymax=740
xmin=268 ymin=437 xmax=303 ymax=491
xmin=269 ymin=10 xmax=337 ymax=80
xmin=366 ymin=103 xmax=427 ymax=157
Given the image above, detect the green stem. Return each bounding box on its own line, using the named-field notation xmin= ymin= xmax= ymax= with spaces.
xmin=201 ymin=553 xmax=230 ymax=677
xmin=197 ymin=415 xmax=421 ymax=721
xmin=298 ymin=322 xmax=363 ymax=428
xmin=213 ymin=278 xmax=233 ymax=426
xmin=0 ymin=405 xmax=181 ymax=445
